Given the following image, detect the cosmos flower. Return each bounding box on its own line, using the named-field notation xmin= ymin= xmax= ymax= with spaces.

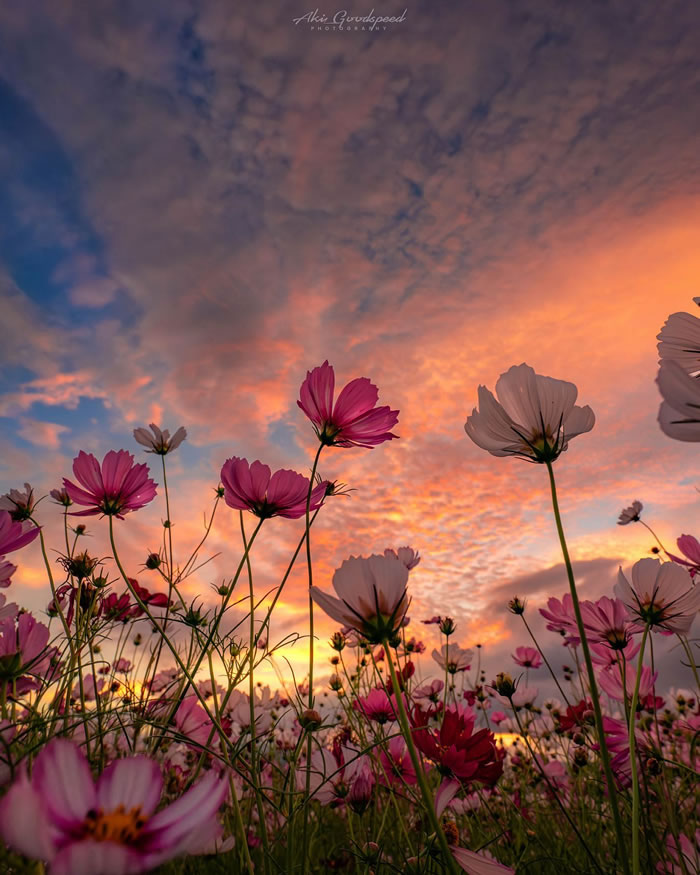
xmin=297 ymin=360 xmax=399 ymax=448
xmin=578 ymin=596 xmax=638 ymax=650
xmin=657 ymin=360 xmax=700 ymax=442
xmin=0 ymin=738 xmax=228 ymax=875
xmin=667 ymin=534 xmax=700 ymax=577
xmin=0 ymin=483 xmax=36 ymax=521
xmin=49 ymin=488 xmax=72 ymax=507
xmin=0 ymin=611 xmax=52 ymax=689
xmin=596 ymin=662 xmax=658 ymax=703
xmin=384 ymin=546 xmax=421 ymax=569
xmin=617 ymin=500 xmax=643 ymax=525
xmin=310 ymin=553 xmax=409 ymax=644
xmin=538 ymin=594 xmax=579 ymax=645
xmin=464 ymin=363 xmax=595 ymax=463
xmin=0 ymin=511 xmax=40 ymax=556
xmin=133 ymin=423 xmax=187 ymax=455
xmin=0 ymin=558 xmax=16 ymax=588
xmin=378 ymin=736 xmax=416 ymax=788
xmin=657 ymin=309 xmax=700 ymax=376
xmin=615 ymin=558 xmax=700 ymax=635
xmin=63 ymin=451 xmax=157 ymax=518
xmin=220 ymin=457 xmax=327 ymax=520
xmin=352 ymin=688 xmax=399 ymax=724
xmin=432 ymin=643 xmax=474 ymax=674
xmin=511 ymin=646 xmax=542 ymax=669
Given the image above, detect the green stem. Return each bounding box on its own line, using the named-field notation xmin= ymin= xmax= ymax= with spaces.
xmin=629 ymin=624 xmax=650 ymax=875
xmin=383 ymin=641 xmax=461 ymax=875
xmin=545 ymin=460 xmax=630 ymax=875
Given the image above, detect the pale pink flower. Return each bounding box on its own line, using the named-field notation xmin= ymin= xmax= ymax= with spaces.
xmin=667 ymin=534 xmax=700 ymax=577
xmin=0 ymin=611 xmax=51 ymax=688
xmin=0 ymin=511 xmax=40 ymax=555
xmin=0 ymin=594 xmax=18 ymax=621
xmin=49 ymin=487 xmax=72 ymax=507
xmin=413 ymin=678 xmax=445 ymax=706
xmin=657 ymin=360 xmax=700 ymax=441
xmin=174 ymin=696 xmax=214 ymax=748
xmin=451 ymin=845 xmax=514 ymax=873
xmin=133 ymin=423 xmax=187 ymax=455
xmin=656 ymin=831 xmax=700 ymax=874
xmin=590 ymin=639 xmax=639 ymax=667
xmin=63 ymin=450 xmax=157 ymax=518
xmin=464 ymin=363 xmax=595 ymax=463
xmin=597 ymin=662 xmax=658 ymax=702
xmin=310 ymin=553 xmax=409 ymax=644
xmin=298 ymin=360 xmax=399 ymax=448
xmin=0 ymin=738 xmax=227 ymax=875
xmin=384 ymin=546 xmax=421 ymax=569
xmin=618 ymin=500 xmax=643 ymax=525
xmin=491 ymin=686 xmax=539 ymax=709
xmin=539 ymin=594 xmax=579 ymax=645
xmin=511 ymin=646 xmax=542 ymax=669
xmin=114 ymin=658 xmax=132 ymax=673
xmin=657 ymin=309 xmax=700 ymax=376
xmin=432 ymin=643 xmax=474 ymax=674
xmin=615 ymin=558 xmax=700 ymax=635
xmin=220 ymin=457 xmax=327 ymax=520
xmin=0 ymin=483 xmax=36 ymax=521
xmin=578 ymin=596 xmax=637 ymax=649
xmin=0 ymin=558 xmax=16 ymax=588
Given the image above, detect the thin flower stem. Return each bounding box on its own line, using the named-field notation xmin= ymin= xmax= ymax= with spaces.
xmin=639 ymin=519 xmax=667 ymax=553
xmin=519 ymin=613 xmax=571 ymax=707
xmin=678 ymin=635 xmax=700 ymax=691
xmin=545 ymin=461 xmax=630 ymax=875
xmin=628 ymin=624 xmax=650 ymax=875
xmin=383 ymin=640 xmax=462 ymax=875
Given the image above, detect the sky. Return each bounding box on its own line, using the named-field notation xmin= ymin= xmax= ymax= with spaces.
xmin=1 ymin=0 xmax=699 ymax=695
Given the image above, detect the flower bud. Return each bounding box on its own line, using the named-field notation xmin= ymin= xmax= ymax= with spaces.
xmin=508 ymin=597 xmax=526 ymax=615
xmin=145 ymin=552 xmax=161 ymax=570
xmin=493 ymin=672 xmax=517 ymax=698
xmin=330 ymin=631 xmax=346 ymax=651
xmin=299 ymin=708 xmax=322 ymax=730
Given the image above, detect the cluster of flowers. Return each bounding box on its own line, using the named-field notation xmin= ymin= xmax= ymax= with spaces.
xmin=0 ymin=301 xmax=697 ymax=875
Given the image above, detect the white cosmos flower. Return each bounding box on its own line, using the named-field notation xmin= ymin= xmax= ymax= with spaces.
xmin=615 ymin=558 xmax=700 ymax=636
xmin=464 ymin=363 xmax=595 ymax=463
xmin=657 ymin=309 xmax=700 ymax=376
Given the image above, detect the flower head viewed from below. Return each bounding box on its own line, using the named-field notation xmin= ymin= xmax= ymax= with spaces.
xmin=615 ymin=558 xmax=700 ymax=635
xmin=220 ymin=456 xmax=327 ymax=520
xmin=298 ymin=360 xmax=399 ymax=448
xmin=133 ymin=423 xmax=187 ymax=455
xmin=0 ymin=511 xmax=40 ymax=556
xmin=310 ymin=552 xmax=410 ymax=643
xmin=656 ymin=359 xmax=700 ymax=442
xmin=63 ymin=451 xmax=158 ymax=518
xmin=464 ymin=363 xmax=595 ymax=463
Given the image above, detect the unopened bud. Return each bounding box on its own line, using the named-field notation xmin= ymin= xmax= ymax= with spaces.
xmin=330 ymin=631 xmax=346 ymax=652
xmin=573 ymin=732 xmax=586 ymax=746
xmin=493 ymin=672 xmax=517 ymax=698
xmin=299 ymin=708 xmax=322 ymax=730
xmin=508 ymin=597 xmax=526 ymax=615
xmin=573 ymin=748 xmax=588 ymax=767
xmin=145 ymin=552 xmax=161 ymax=570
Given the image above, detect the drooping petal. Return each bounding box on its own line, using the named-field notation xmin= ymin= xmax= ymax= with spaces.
xmin=96 ymin=757 xmax=163 ymax=818
xmin=50 ymin=840 xmax=141 ymax=875
xmin=310 ymin=587 xmax=357 ymax=628
xmin=435 ymin=778 xmax=461 ymax=817
xmin=451 ymin=846 xmax=515 ymax=874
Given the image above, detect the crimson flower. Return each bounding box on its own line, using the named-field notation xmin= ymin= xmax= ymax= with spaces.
xmin=221 ymin=457 xmax=327 ymax=520
xmin=63 ymin=451 xmax=157 ymax=518
xmin=298 ymin=360 xmax=399 ymax=448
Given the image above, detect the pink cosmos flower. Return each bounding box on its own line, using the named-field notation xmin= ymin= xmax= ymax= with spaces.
xmin=0 ymin=558 xmax=16 ymax=588
xmin=353 ymin=688 xmax=399 ymax=724
xmin=432 ymin=643 xmax=474 ymax=674
xmin=597 ymin=662 xmax=658 ymax=703
xmin=451 ymin=845 xmax=514 ymax=874
xmin=615 ymin=558 xmax=700 ymax=635
xmin=0 ymin=511 xmax=40 ymax=555
xmin=618 ymin=500 xmax=643 ymax=525
xmin=0 ymin=483 xmax=36 ymax=521
xmin=50 ymin=487 xmax=72 ymax=507
xmin=310 ymin=553 xmax=409 ymax=644
xmin=413 ymin=678 xmax=445 ymax=709
xmin=656 ymin=831 xmax=700 ymax=874
xmin=0 ymin=739 xmax=227 ymax=875
xmin=220 ymin=457 xmax=327 ymax=520
xmin=657 ymin=359 xmax=700 ymax=441
xmin=578 ymin=596 xmax=637 ymax=650
xmin=464 ymin=363 xmax=595 ymax=463
xmin=668 ymin=534 xmax=700 ymax=577
xmin=174 ymin=696 xmax=215 ymax=748
xmin=63 ymin=450 xmax=157 ymax=518
xmin=539 ymin=593 xmax=580 ymax=645
xmin=0 ymin=611 xmax=52 ymax=690
xmin=297 ymin=360 xmax=399 ymax=448
xmin=384 ymin=546 xmax=421 ymax=569
xmin=378 ymin=736 xmax=416 ymax=787
xmin=657 ymin=309 xmax=700 ymax=376
xmin=590 ymin=639 xmax=640 ymax=667
xmin=490 ymin=711 xmax=508 ymax=725
xmin=511 ymin=647 xmax=542 ymax=669
xmin=133 ymin=423 xmax=187 ymax=455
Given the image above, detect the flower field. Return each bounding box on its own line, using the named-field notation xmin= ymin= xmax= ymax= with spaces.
xmin=0 ymin=304 xmax=698 ymax=875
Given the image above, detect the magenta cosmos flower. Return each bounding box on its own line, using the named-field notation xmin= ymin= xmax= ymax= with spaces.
xmin=615 ymin=558 xmax=700 ymax=636
xmin=0 ymin=510 xmax=40 ymax=555
xmin=311 ymin=553 xmax=409 ymax=644
xmin=0 ymin=738 xmax=228 ymax=875
xmin=63 ymin=451 xmax=157 ymax=518
xmin=464 ymin=363 xmax=594 ymax=463
xmin=298 ymin=360 xmax=399 ymax=448
xmin=220 ymin=457 xmax=327 ymax=520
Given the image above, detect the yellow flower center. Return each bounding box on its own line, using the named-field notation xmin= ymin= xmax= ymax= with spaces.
xmin=84 ymin=805 xmax=147 ymax=844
